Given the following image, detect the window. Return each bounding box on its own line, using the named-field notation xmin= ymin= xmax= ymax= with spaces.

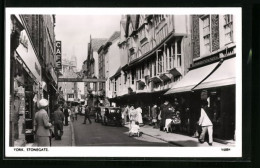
xmin=131 ymin=70 xmax=135 ymax=85
xmin=129 ymin=48 xmax=135 ymax=62
xmin=224 ymin=15 xmax=233 ymax=44
xmin=68 ymin=94 xmax=74 ymax=98
xmin=114 ymin=80 xmax=117 ymax=92
xmin=177 ymin=39 xmax=182 ymax=67
xmin=141 ymin=65 xmax=144 ymax=78
xmin=202 ymin=16 xmax=211 ymax=54
xmin=141 ymin=42 xmax=150 ymax=55
xmin=124 ymin=73 xmax=127 ymax=84
xmin=157 ymin=52 xmax=163 ymax=74
xmin=156 ymin=24 xmax=168 ymax=44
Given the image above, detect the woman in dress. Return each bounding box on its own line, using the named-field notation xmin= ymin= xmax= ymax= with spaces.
xmin=34 ymin=99 xmax=52 ymax=146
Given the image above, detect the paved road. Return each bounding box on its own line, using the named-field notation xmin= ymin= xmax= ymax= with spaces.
xmin=73 ymin=115 xmax=177 ymax=146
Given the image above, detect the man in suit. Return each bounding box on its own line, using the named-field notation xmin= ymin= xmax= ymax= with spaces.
xmin=34 ymin=99 xmax=52 ymax=146
xmin=63 ymin=105 xmax=69 ymax=126
xmin=53 ymin=104 xmax=64 ymax=140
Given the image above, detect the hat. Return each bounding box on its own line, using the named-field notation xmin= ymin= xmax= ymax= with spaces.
xmin=39 ymin=99 xmax=49 ymax=108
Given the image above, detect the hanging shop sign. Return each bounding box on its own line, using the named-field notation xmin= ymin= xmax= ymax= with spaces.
xmin=50 ymin=66 xmax=58 ymax=84
xmin=16 ymin=26 xmax=41 ymax=83
xmin=56 ymin=41 xmax=62 ymax=69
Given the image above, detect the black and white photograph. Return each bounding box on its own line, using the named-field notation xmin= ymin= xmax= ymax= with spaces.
xmin=5 ymin=8 xmax=242 ymax=157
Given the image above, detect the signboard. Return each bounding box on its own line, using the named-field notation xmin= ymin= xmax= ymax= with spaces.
xmin=16 ymin=28 xmax=41 ymax=83
xmin=50 ymin=66 xmax=58 ymax=84
xmin=56 ymin=41 xmax=62 ymax=69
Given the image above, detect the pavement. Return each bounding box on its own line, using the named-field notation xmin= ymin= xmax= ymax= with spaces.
xmin=25 ymin=121 xmax=75 ymax=147
xmin=123 ymin=123 xmax=236 ymax=147
xmin=24 ymin=118 xmax=235 ymax=147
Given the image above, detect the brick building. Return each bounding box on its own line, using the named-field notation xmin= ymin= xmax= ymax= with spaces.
xmin=10 ymin=15 xmax=58 ymax=146
xmin=165 ymin=14 xmax=236 ymax=140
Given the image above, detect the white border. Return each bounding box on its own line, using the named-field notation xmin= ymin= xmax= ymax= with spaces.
xmin=5 ymin=7 xmax=242 ymax=158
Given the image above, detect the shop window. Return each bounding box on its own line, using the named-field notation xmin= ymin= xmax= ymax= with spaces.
xmin=224 ymin=15 xmax=233 ymax=44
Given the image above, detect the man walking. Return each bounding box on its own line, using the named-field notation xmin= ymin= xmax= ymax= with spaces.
xmin=63 ymin=105 xmax=69 ymax=126
xmin=53 ymin=104 xmax=64 ymax=140
xmin=83 ymin=105 xmax=92 ymax=124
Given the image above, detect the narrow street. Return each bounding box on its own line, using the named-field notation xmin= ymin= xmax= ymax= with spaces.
xmin=73 ymin=115 xmax=177 ymax=146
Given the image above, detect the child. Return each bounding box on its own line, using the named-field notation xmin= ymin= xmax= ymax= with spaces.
xmin=129 ymin=121 xmax=140 ymax=137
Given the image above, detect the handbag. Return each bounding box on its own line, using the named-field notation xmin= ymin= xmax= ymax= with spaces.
xmin=172 ymin=116 xmax=181 ymax=125
xmin=50 ymin=129 xmax=55 ymax=138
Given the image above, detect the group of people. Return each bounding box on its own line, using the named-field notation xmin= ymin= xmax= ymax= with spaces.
xmin=33 ymin=99 xmax=64 ymax=146
xmin=121 ymin=92 xmax=214 ymax=145
xmin=33 ymin=99 xmax=87 ymax=147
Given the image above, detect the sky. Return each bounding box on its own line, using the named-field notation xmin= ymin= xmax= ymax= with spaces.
xmin=55 ymin=15 xmax=121 ymax=71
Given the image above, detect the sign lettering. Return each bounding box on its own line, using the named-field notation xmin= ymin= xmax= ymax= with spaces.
xmin=56 ymin=41 xmax=62 ymax=69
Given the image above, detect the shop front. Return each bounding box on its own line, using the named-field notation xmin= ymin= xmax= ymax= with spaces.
xmin=165 ymin=56 xmax=236 ymax=140
xmin=12 ymin=15 xmax=42 ymax=145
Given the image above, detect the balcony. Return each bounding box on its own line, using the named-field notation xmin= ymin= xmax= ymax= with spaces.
xmin=150 ymin=76 xmax=162 ymax=83
xmin=159 ymin=72 xmax=172 ymax=81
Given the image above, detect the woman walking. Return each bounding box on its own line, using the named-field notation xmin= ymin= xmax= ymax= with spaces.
xmin=34 ymin=99 xmax=52 ymax=146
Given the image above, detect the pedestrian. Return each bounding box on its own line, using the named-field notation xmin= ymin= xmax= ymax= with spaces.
xmin=96 ymin=104 xmax=102 ymax=122
xmin=75 ymin=105 xmax=79 ymax=120
xmin=164 ymin=106 xmax=175 ymax=133
xmin=136 ymin=106 xmax=143 ymax=126
xmin=159 ymin=100 xmax=173 ymax=131
xmin=122 ymin=105 xmax=130 ymax=125
xmin=68 ymin=106 xmax=72 ymax=123
xmin=71 ymin=106 xmax=76 ymax=122
xmin=63 ymin=105 xmax=69 ymax=126
xmin=129 ymin=121 xmax=141 ymax=137
xmin=198 ymin=100 xmax=214 ymax=146
xmin=151 ymin=104 xmax=158 ymax=128
xmin=83 ymin=105 xmax=92 ymax=124
xmin=129 ymin=105 xmax=137 ymax=130
xmin=53 ymin=104 xmax=64 ymax=140
xmin=33 ymin=99 xmax=52 ymax=146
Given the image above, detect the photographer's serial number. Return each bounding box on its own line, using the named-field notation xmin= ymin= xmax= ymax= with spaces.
xmin=221 ymin=148 xmax=230 ymax=151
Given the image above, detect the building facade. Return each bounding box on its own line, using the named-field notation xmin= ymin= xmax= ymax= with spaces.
xmin=10 ymin=14 xmax=58 ymax=146
xmin=165 ymin=14 xmax=236 ymax=140
xmin=97 ymin=31 xmax=121 ymax=100
xmin=83 ymin=36 xmax=107 ymax=106
xmin=108 ymin=15 xmax=192 ymax=118
xmin=58 ymin=56 xmax=81 ymax=104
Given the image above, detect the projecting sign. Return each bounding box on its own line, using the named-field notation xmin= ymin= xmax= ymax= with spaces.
xmin=56 ymin=41 xmax=62 ymax=69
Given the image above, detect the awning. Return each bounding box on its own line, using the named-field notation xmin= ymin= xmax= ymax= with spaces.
xmin=165 ymin=61 xmax=219 ymax=95
xmin=193 ymin=58 xmax=236 ymax=90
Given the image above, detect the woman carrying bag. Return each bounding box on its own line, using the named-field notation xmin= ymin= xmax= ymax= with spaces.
xmin=33 ymin=99 xmax=52 ymax=146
